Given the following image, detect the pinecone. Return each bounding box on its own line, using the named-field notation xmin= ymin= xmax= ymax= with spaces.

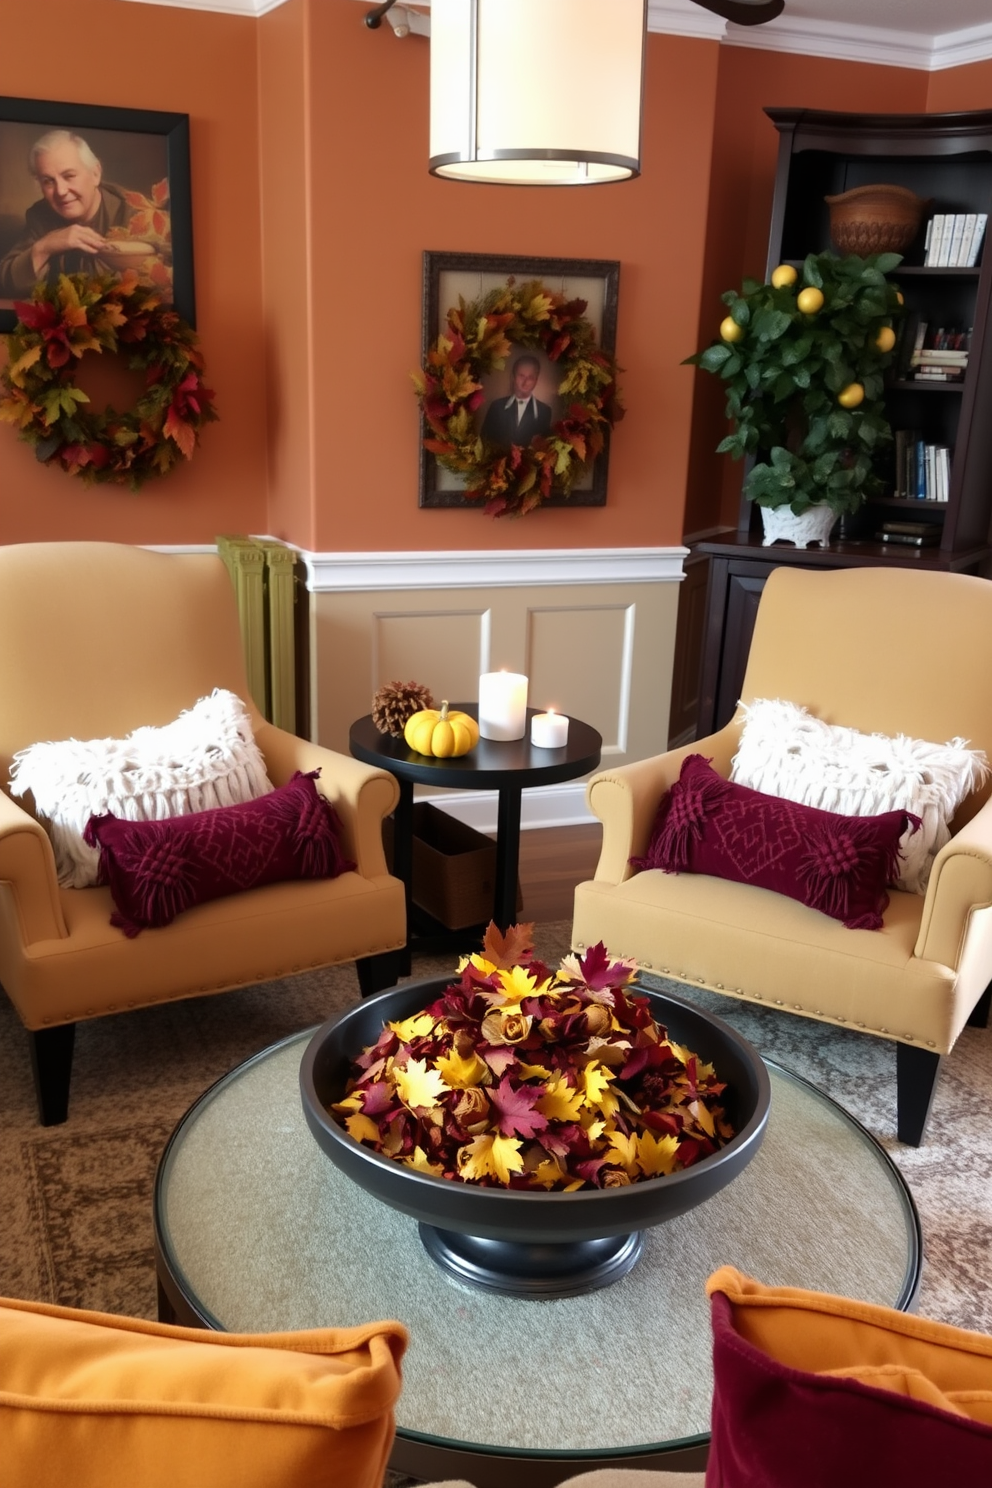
xmin=372 ymin=680 xmax=436 ymax=738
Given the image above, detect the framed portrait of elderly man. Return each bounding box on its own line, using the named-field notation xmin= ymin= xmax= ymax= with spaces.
xmin=0 ymin=96 xmax=193 ymax=333
xmin=418 ymin=250 xmax=620 ymax=510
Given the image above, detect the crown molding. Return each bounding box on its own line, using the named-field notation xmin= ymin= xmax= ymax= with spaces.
xmin=647 ymin=0 xmax=727 ymax=41
xmin=720 ymin=12 xmax=992 ymax=69
xmin=929 ymin=21 xmax=992 ymax=69
xmin=117 ymin=0 xmax=992 ymax=70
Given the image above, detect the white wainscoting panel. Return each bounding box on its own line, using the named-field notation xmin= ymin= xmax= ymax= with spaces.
xmin=310 ymin=551 xmax=684 ymax=829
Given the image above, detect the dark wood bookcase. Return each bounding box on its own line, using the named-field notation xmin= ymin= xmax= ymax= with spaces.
xmin=694 ymin=108 xmax=992 ymax=737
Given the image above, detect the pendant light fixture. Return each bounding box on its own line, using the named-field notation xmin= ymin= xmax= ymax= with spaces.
xmin=428 ymin=0 xmax=647 ymax=186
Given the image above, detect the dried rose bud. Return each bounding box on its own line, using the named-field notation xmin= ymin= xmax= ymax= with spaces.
xmin=500 ymin=1012 xmax=533 ymax=1044
xmin=538 ymin=1017 xmax=559 ymax=1042
xmin=454 ymin=1088 xmax=490 ymax=1132
xmin=602 ymin=1169 xmax=631 ymax=1187
xmin=583 ymin=1004 xmax=611 ymax=1037
xmin=480 ymin=1011 xmax=505 ymax=1044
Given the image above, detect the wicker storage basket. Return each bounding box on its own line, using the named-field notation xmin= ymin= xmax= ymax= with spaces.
xmin=825 ymin=184 xmax=930 ymax=255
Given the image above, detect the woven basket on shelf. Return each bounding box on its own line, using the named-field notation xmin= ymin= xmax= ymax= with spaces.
xmin=824 ymin=184 xmax=930 ymax=255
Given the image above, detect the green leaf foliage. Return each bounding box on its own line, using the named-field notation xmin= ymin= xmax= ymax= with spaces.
xmin=687 ymin=249 xmax=903 ymax=515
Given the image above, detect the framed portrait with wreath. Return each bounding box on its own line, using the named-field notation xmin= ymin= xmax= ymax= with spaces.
xmin=0 ymin=95 xmax=193 ymax=333
xmin=417 ymin=250 xmax=621 ymax=518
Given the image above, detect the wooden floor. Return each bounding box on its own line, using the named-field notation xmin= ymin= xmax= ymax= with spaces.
xmin=516 ymin=821 xmax=603 ymax=924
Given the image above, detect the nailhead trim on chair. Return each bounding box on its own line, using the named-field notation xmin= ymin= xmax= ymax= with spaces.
xmin=573 ymin=944 xmax=938 ymax=1051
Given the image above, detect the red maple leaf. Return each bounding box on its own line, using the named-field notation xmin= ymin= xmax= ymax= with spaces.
xmin=488 ymin=1076 xmax=548 ymax=1139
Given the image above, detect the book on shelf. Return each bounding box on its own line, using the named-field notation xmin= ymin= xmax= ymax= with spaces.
xmin=925 ymin=214 xmax=946 ymax=266
xmin=876 ymin=526 xmax=940 ymax=547
xmin=967 ymin=213 xmax=988 ymax=267
xmin=947 ymin=214 xmax=967 ymax=267
xmin=958 ymin=213 xmax=978 ymax=267
xmin=892 ymin=432 xmax=951 ymax=502
xmin=924 ymin=211 xmax=988 ymax=267
xmin=907 ymin=323 xmax=971 ymax=380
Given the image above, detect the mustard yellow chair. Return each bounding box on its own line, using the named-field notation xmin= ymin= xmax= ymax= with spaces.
xmin=573 ymin=565 xmax=992 ymax=1145
xmin=0 ymin=541 xmax=406 ymax=1125
xmin=0 ymin=1293 xmax=406 ymax=1488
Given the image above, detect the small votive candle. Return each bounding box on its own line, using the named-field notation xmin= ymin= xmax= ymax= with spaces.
xmin=530 ymin=709 xmax=569 ymax=749
xmin=478 ymin=671 xmax=529 ymax=741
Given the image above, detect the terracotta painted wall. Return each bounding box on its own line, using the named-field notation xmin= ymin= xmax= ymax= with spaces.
xmin=262 ymin=0 xmax=721 ymax=552
xmin=682 ymin=47 xmax=929 ymax=537
xmin=0 ymin=0 xmax=267 ymax=545
xmin=926 ymin=60 xmax=992 ymax=111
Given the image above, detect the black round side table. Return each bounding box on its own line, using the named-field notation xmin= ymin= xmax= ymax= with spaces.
xmin=349 ymin=704 xmax=602 ymax=955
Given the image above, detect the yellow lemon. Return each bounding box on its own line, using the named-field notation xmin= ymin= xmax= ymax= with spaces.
xmin=838 ymin=382 xmax=865 ymax=408
xmin=875 ymin=326 xmax=897 ymax=353
xmin=797 ymin=287 xmax=825 ymax=314
xmin=895 ymin=290 xmax=905 ymax=304
xmin=771 ymin=263 xmax=798 ymax=288
xmin=720 ymin=316 xmax=745 ymax=343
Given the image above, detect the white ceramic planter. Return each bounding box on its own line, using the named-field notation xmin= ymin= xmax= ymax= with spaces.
xmin=759 ymin=503 xmax=837 ymax=548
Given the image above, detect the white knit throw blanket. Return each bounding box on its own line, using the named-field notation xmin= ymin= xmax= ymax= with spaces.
xmin=9 ymin=689 xmax=273 ymax=888
xmin=730 ymin=698 xmax=989 ymax=895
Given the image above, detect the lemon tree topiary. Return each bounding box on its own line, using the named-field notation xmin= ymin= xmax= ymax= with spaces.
xmin=686 ymin=251 xmax=904 ymax=517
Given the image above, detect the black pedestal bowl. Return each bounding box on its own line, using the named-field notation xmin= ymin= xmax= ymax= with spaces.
xmin=300 ymin=975 xmax=770 ymax=1299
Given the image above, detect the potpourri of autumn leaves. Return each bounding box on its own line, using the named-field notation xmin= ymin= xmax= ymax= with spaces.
xmin=413 ymin=278 xmax=624 ymax=519
xmin=0 ymin=269 xmax=216 ymax=489
xmin=332 ymin=924 xmax=736 ymax=1190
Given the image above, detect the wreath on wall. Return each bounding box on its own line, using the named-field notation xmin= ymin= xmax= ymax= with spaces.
xmin=413 ymin=277 xmax=624 ymax=518
xmin=0 ymin=271 xmax=217 ymax=490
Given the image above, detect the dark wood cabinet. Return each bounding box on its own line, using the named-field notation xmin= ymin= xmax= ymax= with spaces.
xmin=695 ymin=109 xmax=992 ymax=737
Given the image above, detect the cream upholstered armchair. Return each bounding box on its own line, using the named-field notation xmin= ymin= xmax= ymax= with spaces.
xmin=0 ymin=542 xmax=405 ymax=1125
xmin=573 ymin=565 xmax=992 ymax=1146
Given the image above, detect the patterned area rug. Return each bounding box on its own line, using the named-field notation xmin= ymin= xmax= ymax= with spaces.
xmin=2 ymin=920 xmax=991 ymax=1488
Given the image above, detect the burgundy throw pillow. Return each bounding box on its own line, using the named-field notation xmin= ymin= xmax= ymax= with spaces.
xmin=631 ymin=754 xmax=919 ymax=930
xmin=705 ymin=1272 xmax=992 ymax=1488
xmin=84 ymin=770 xmax=355 ymax=937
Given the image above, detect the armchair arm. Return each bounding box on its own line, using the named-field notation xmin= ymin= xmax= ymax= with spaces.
xmin=0 ymin=790 xmax=67 ymax=944
xmin=914 ymin=793 xmax=992 ymax=967
xmin=586 ymin=727 xmax=740 ymax=886
xmin=254 ymin=724 xmax=400 ymax=881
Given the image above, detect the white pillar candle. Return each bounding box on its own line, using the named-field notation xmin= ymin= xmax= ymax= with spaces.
xmin=530 ymin=709 xmax=569 ymax=749
xmin=478 ymin=671 xmax=529 ymax=740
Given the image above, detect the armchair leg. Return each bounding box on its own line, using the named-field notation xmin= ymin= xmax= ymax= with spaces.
xmin=967 ymin=981 xmax=992 ymax=1029
xmin=896 ymin=1041 xmax=942 ymax=1147
xmin=28 ymin=1023 xmax=76 ymax=1126
xmin=356 ymin=951 xmax=404 ymax=999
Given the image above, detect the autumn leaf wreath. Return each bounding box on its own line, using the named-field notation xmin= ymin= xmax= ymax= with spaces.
xmin=413 ymin=278 xmax=624 ymax=519
xmin=332 ymin=923 xmax=736 ymax=1190
xmin=0 ymin=270 xmax=216 ymax=489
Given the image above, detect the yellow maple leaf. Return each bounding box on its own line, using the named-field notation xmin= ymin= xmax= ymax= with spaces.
xmin=393 ymin=1057 xmax=448 ymax=1111
xmin=636 ymin=1130 xmax=680 ymax=1177
xmin=404 ymin=1145 xmax=445 ymax=1176
xmin=490 ymin=1133 xmax=525 ymax=1184
xmin=388 ymin=1011 xmax=436 ymax=1042
xmin=531 ymin=1157 xmax=568 ymax=1189
xmin=606 ymin=1130 xmax=639 ymax=1176
xmin=331 ymin=1092 xmax=362 ymax=1113
xmin=664 ymin=1039 xmax=693 ymax=1067
xmin=516 ymin=1060 xmax=552 ymax=1081
xmin=345 ymin=1112 xmax=381 ymax=1145
xmin=580 ymin=1061 xmax=618 ymax=1117
xmin=7 ymin=344 xmax=42 ymax=387
xmin=689 ymin=1099 xmax=716 ymax=1138
xmin=496 ymin=964 xmax=542 ymax=1004
xmin=458 ymin=952 xmax=497 ymax=977
xmin=435 ymin=1048 xmax=488 ymax=1089
xmin=536 ymin=1072 xmax=584 ymax=1123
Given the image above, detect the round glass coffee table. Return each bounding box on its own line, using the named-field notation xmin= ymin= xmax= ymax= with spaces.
xmin=154 ymin=1009 xmax=921 ymax=1488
